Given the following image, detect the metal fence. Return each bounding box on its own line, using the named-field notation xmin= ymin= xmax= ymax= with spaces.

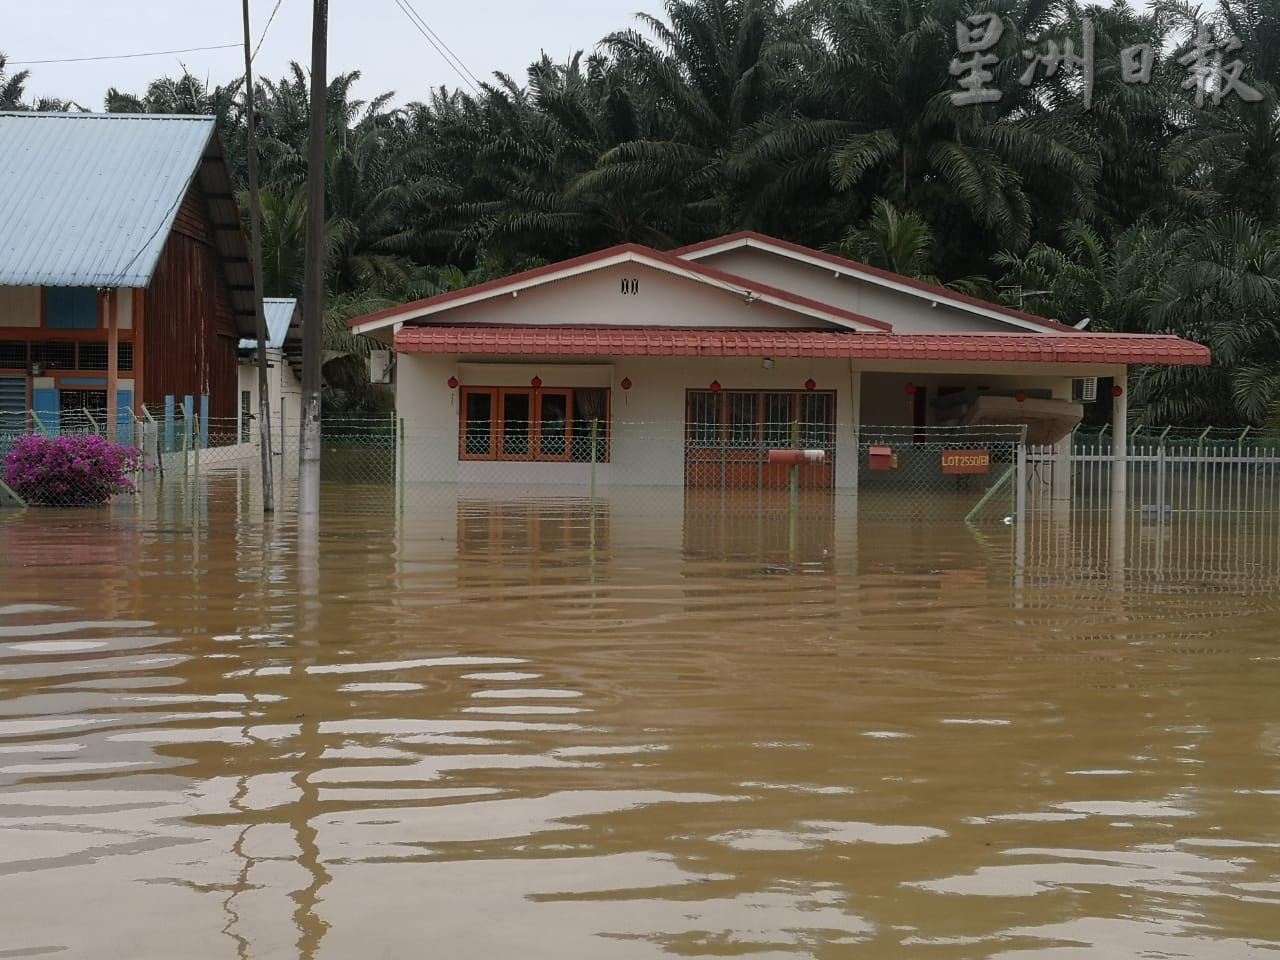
xmin=1025 ymin=441 xmax=1280 ymax=517
xmin=5 ymin=406 xmax=1280 ymax=532
xmin=1021 ymin=440 xmax=1280 ymax=585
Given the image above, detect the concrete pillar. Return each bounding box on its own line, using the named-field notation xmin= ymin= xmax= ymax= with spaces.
xmin=106 ymin=289 xmax=118 ymax=442
xmin=838 ymin=363 xmax=862 ymax=494
xmin=1110 ymin=371 xmax=1128 ymax=504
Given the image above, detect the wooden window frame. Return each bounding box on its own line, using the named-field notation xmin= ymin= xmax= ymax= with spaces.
xmin=459 ymin=386 xmax=610 ymax=463
xmin=685 ymin=388 xmax=837 ymax=450
xmin=497 ymin=387 xmax=535 ymax=461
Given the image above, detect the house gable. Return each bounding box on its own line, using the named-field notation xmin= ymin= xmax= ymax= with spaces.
xmin=402 ymin=261 xmax=871 ymax=332
xmin=350 ymin=245 xmax=890 ymax=337
xmin=676 ymin=233 xmax=1077 ymax=334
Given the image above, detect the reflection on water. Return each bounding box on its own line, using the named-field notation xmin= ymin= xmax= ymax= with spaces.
xmin=1 ymin=484 xmax=1279 ymax=959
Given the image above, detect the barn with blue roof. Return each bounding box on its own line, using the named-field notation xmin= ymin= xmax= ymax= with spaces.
xmin=0 ymin=111 xmax=254 ymax=443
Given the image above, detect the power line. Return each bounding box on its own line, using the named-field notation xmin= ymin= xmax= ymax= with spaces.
xmin=12 ymin=0 xmax=281 ymax=71
xmin=389 ymin=0 xmax=483 ymax=94
xmin=399 ymin=0 xmax=482 ymax=88
xmin=10 ymin=43 xmax=240 ymax=66
xmin=251 ymin=0 xmax=286 ymax=62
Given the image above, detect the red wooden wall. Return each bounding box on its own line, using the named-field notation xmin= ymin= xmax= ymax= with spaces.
xmin=141 ymin=185 xmax=239 ymax=421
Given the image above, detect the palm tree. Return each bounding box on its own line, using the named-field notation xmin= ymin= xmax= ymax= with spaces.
xmin=1160 ymin=0 xmax=1280 ymax=224
xmin=734 ymin=0 xmax=1100 ymax=272
xmin=829 ymin=198 xmax=939 ymax=278
xmin=0 ymin=53 xmax=31 ymax=110
xmin=994 ymin=218 xmax=1184 ymax=331
xmin=574 ymin=0 xmax=798 ymax=238
xmin=461 ymin=52 xmax=682 ymax=263
xmin=1135 ymin=215 xmax=1280 ymax=425
xmin=254 ymin=187 xmax=309 ymax=298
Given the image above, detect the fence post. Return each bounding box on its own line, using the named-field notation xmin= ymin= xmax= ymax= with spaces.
xmin=788 ymin=419 xmax=801 ymax=561
xmin=398 ymin=416 xmax=406 ymax=512
xmin=182 ymin=396 xmax=193 ymax=475
xmin=590 ymin=418 xmax=599 ymax=501
xmin=144 ymin=406 xmax=163 ymax=480
xmin=280 ymin=395 xmax=287 ymax=458
xmin=192 ymin=413 xmax=200 ymax=481
xmin=1196 ymin=426 xmax=1211 ymax=514
xmin=1156 ymin=443 xmax=1167 ymax=523
xmin=1015 ymin=440 xmax=1027 ymax=526
xmin=164 ymin=396 xmax=175 ymax=453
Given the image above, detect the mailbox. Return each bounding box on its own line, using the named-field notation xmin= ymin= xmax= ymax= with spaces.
xmin=869 ymin=445 xmax=895 ymax=471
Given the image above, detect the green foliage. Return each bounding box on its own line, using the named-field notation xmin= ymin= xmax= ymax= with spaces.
xmin=14 ymin=0 xmax=1280 ymax=416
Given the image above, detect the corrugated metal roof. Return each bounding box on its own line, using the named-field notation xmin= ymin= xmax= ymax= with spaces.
xmin=394 ymin=326 xmax=1212 ymax=366
xmin=239 ymin=298 xmax=299 ymax=350
xmin=0 ymin=112 xmax=215 ymax=288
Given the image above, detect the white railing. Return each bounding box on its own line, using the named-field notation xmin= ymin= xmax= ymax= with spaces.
xmin=1020 ymin=441 xmax=1280 ymax=583
xmin=1025 ymin=442 xmax=1280 ymax=516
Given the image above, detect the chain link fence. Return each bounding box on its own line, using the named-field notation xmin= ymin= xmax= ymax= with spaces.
xmin=5 ymin=406 xmax=1280 ymax=541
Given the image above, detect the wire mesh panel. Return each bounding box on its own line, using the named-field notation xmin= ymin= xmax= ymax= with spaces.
xmin=857 ymin=425 xmax=1025 ymax=523
xmin=684 ymin=390 xmax=836 ymax=492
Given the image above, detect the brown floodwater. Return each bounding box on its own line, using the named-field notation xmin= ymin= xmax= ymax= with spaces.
xmin=1 ymin=477 xmax=1279 ymax=959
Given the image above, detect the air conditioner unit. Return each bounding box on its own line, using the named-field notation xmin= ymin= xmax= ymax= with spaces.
xmin=369 ymin=350 xmax=394 ymax=385
xmin=1073 ymin=377 xmax=1098 ymax=402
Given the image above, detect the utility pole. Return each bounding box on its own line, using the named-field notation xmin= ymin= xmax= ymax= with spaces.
xmin=298 ymin=0 xmax=328 ymax=515
xmin=242 ymin=0 xmax=275 ymax=513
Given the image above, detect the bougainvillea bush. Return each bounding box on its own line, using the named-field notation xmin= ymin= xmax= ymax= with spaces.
xmin=3 ymin=434 xmax=142 ymax=506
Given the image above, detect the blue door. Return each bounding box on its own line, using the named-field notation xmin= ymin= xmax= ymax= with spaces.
xmin=116 ymin=389 xmax=134 ymax=446
xmin=33 ymin=388 xmax=60 ymax=437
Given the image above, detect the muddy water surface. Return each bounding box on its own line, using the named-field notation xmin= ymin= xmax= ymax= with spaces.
xmin=1 ymin=484 xmax=1278 ymax=959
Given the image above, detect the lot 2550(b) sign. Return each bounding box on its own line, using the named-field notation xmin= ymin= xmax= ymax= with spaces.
xmin=941 ymin=449 xmax=991 ymax=475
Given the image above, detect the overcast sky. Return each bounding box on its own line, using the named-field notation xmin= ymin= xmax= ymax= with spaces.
xmin=4 ymin=0 xmax=653 ymax=109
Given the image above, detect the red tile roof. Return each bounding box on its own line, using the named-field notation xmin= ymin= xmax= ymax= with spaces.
xmin=394 ymin=326 xmax=1210 ymax=366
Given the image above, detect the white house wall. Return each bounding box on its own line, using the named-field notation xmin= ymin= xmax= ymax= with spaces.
xmin=237 ymin=349 xmax=302 ymax=438
xmin=398 ymin=354 xmax=863 ymax=488
xmin=418 ymin=261 xmax=850 ymax=330
xmin=692 ymin=247 xmax=1023 ymax=333
xmin=398 ymin=353 xmax=1119 ymax=494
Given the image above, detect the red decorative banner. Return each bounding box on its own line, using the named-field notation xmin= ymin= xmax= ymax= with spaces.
xmin=941 ymin=449 xmax=991 ymax=475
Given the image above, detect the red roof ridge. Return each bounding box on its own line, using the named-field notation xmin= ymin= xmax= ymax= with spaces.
xmin=671 ymin=230 xmax=1077 ymax=333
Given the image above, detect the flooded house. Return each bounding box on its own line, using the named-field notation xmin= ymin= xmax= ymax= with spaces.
xmin=0 ymin=112 xmax=256 ymax=443
xmin=237 ymin=297 xmax=302 ymax=443
xmin=350 ymin=232 xmax=1208 ymax=497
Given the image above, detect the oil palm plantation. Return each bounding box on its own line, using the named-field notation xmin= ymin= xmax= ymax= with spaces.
xmin=463 ymin=53 xmax=683 ymax=262
xmin=573 ymin=0 xmax=800 ymax=239
xmin=734 ymin=0 xmax=1100 ymax=273
xmin=1134 ymin=215 xmax=1280 ymax=426
xmin=1160 ymin=0 xmax=1280 ymax=224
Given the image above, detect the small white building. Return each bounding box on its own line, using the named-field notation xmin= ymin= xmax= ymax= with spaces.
xmin=237 ymin=297 xmax=302 ymax=443
xmin=349 ymin=233 xmax=1208 ymax=496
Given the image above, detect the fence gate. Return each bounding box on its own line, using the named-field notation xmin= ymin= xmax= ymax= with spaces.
xmin=857 ymin=425 xmax=1026 ymax=522
xmin=684 ymin=389 xmax=836 ymax=492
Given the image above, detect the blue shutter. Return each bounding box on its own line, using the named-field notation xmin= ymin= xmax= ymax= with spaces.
xmin=116 ymin=390 xmax=134 ymax=446
xmin=45 ymin=287 xmax=100 ymax=330
xmin=0 ymin=377 xmax=26 ymax=449
xmin=33 ymin=388 xmax=60 ymax=437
